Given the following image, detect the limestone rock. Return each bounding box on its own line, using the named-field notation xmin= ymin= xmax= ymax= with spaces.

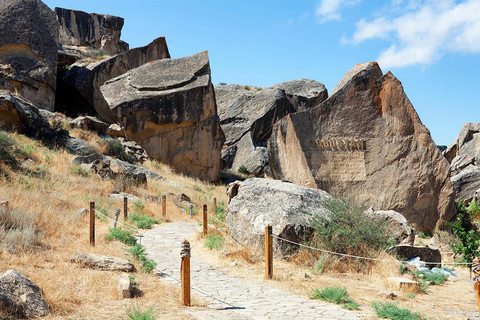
xmin=451 ymin=166 xmax=480 ymax=202
xmin=107 ymin=124 xmax=124 ymax=137
xmin=268 ymin=62 xmax=454 ymax=233
xmin=55 ymin=7 xmax=127 ymax=55
xmin=69 ymin=116 xmax=109 ymax=134
xmin=365 ymin=209 xmax=414 ymax=245
xmin=227 ymin=133 xmax=269 ymax=176
xmin=101 ymin=51 xmax=224 ymax=181
xmin=387 ymin=277 xmax=420 ymax=293
xmin=109 ymin=192 xmax=142 ymax=203
xmin=387 ymin=245 xmax=441 ymax=268
xmin=117 ymin=273 xmax=133 ymax=298
xmin=444 ymin=122 xmax=480 ymax=164
xmin=0 ymin=0 xmax=58 ymax=111
xmin=269 ymin=79 xmax=328 ymax=112
xmin=0 ymin=269 xmax=49 ymax=318
xmin=62 ymin=37 xmax=170 ymax=123
xmin=226 ymin=178 xmax=333 ymax=257
xmin=71 ymin=253 xmax=135 ymax=272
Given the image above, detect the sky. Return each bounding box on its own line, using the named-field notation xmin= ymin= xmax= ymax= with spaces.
xmin=43 ymin=0 xmax=479 ymax=146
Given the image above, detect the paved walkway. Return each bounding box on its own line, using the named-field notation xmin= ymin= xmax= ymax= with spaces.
xmin=142 ymin=222 xmax=362 ymax=320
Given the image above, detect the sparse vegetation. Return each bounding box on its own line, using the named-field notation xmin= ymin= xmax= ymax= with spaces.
xmin=85 ymin=48 xmax=110 ymax=59
xmin=310 ymin=286 xmax=360 ymax=310
xmin=205 ymin=234 xmax=224 ymax=250
xmin=103 ymin=138 xmax=136 ymax=164
xmin=0 ymin=206 xmax=43 ymax=253
xmin=446 ymin=200 xmax=480 ymax=263
xmin=126 ymin=244 xmax=157 ymax=273
xmin=238 ymin=165 xmax=249 ymax=174
xmin=130 ymin=213 xmax=160 ymax=229
xmin=417 ymin=231 xmax=430 ymax=239
xmin=0 ymin=131 xmax=30 ymax=173
xmin=106 ymin=227 xmax=137 ymax=246
xmin=372 ymin=301 xmax=423 ymax=320
xmin=125 ymin=304 xmax=157 ymax=320
xmin=70 ymin=164 xmax=90 ymax=177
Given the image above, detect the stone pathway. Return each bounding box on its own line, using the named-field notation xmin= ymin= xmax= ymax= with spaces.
xmin=142 ymin=222 xmax=364 ymax=319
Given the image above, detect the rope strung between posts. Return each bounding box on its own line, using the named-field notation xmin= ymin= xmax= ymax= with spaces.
xmin=204 ymin=210 xmax=472 ymax=266
xmin=94 ymin=208 xmax=143 ymax=234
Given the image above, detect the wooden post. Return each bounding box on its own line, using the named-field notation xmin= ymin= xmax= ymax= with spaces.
xmin=202 ymin=204 xmax=208 ymax=237
xmin=213 ymin=197 xmax=217 ymax=215
xmin=113 ymin=209 xmax=120 ymax=228
xmin=162 ymin=195 xmax=167 ymax=219
xmin=473 ymin=258 xmax=480 ymax=313
xmin=89 ymin=202 xmax=95 ymax=246
xmin=123 ymin=196 xmax=128 ymax=220
xmin=181 ymin=240 xmax=191 ymax=306
xmin=189 ymin=204 xmax=193 ymax=219
xmin=265 ymin=225 xmax=273 ymax=279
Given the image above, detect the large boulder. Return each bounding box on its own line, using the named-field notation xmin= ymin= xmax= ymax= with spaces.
xmin=55 ymin=7 xmax=128 ymax=55
xmin=444 ymin=123 xmax=480 ymax=203
xmin=0 ymin=0 xmax=58 ymax=111
xmin=365 ymin=209 xmax=414 ymax=245
xmin=268 ymin=62 xmax=455 ymax=233
xmin=387 ymin=245 xmax=441 ymax=268
xmin=101 ymin=51 xmax=224 ymax=181
xmin=216 ymin=80 xmax=327 ymax=176
xmin=0 ymin=270 xmax=49 ymax=318
xmin=61 ymin=37 xmax=170 ymax=124
xmin=226 ymin=178 xmax=333 ymax=257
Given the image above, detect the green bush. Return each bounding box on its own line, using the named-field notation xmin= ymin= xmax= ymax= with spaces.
xmin=205 ymin=234 xmax=224 ymax=250
xmin=446 ymin=200 xmax=480 ymax=263
xmin=105 ymin=228 xmax=137 ymax=246
xmin=141 ymin=259 xmax=157 ymax=273
xmin=372 ymin=301 xmax=423 ymax=320
xmin=313 ymin=255 xmax=328 ymax=274
xmin=415 ymin=271 xmax=448 ymax=285
xmin=104 ymin=138 xmax=136 ymax=164
xmin=0 ymin=207 xmax=43 ymax=253
xmin=468 ymin=199 xmax=480 ymax=218
xmin=310 ymin=286 xmax=359 ymax=310
xmin=126 ymin=244 xmax=147 ymax=262
xmin=126 ymin=304 xmax=156 ymax=320
xmin=417 ymin=231 xmax=430 ymax=239
xmin=130 ymin=213 xmax=160 ymax=229
xmin=310 ymin=198 xmax=393 ymax=257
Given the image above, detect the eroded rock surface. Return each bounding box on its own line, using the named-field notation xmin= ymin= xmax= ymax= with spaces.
xmin=71 ymin=253 xmax=135 ymax=272
xmin=268 ymin=62 xmax=454 ymax=233
xmin=0 ymin=0 xmax=58 ymax=111
xmin=101 ymin=51 xmax=224 ymax=181
xmin=61 ymin=37 xmax=170 ymax=123
xmin=0 ymin=270 xmax=49 ymax=318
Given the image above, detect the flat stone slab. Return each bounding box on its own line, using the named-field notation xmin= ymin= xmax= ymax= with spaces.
xmin=142 ymin=222 xmax=362 ymax=319
xmin=71 ymin=252 xmax=135 ymax=272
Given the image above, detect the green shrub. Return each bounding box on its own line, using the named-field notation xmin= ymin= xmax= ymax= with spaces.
xmin=130 ymin=213 xmax=160 ymax=229
xmin=205 ymin=234 xmax=224 ymax=250
xmin=372 ymin=301 xmax=423 ymax=320
xmin=468 ymin=199 xmax=480 ymax=218
xmin=104 ymin=138 xmax=135 ymax=164
xmin=126 ymin=304 xmax=156 ymax=320
xmin=310 ymin=286 xmax=359 ymax=310
xmin=415 ymin=271 xmax=448 ymax=285
xmin=141 ymin=259 xmax=157 ymax=273
xmin=446 ymin=200 xmax=480 ymax=263
xmin=313 ymin=255 xmax=328 ymax=274
xmin=417 ymin=231 xmax=430 ymax=239
xmin=237 ymin=165 xmax=249 ymax=174
xmin=105 ymin=228 xmax=137 ymax=246
xmin=0 ymin=207 xmax=43 ymax=253
xmin=310 ymin=198 xmax=393 ymax=257
xmin=126 ymin=244 xmax=147 ymax=262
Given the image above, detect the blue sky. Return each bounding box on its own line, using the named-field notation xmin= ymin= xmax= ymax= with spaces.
xmin=43 ymin=0 xmax=479 ymax=146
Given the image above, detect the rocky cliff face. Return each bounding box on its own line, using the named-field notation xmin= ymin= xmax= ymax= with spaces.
xmin=101 ymin=51 xmax=224 ymax=181
xmin=56 ymin=7 xmax=128 ymax=55
xmin=0 ymin=0 xmax=58 ymax=111
xmin=268 ymin=62 xmax=454 ymax=233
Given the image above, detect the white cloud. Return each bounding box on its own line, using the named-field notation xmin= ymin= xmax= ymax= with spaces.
xmin=315 ymin=0 xmax=362 ymax=22
xmin=344 ymin=0 xmax=480 ymax=69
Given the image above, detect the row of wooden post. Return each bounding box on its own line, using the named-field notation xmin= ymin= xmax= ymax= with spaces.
xmin=88 ymin=196 xmax=275 ymax=307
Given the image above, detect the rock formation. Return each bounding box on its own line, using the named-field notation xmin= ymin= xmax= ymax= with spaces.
xmin=60 ymin=37 xmax=170 ymax=123
xmin=444 ymin=123 xmax=480 ymax=202
xmin=0 ymin=0 xmax=58 ymax=111
xmin=0 ymin=270 xmax=49 ymax=318
xmin=56 ymin=7 xmax=128 ymax=55
xmin=216 ymin=80 xmax=327 ymax=175
xmin=268 ymin=62 xmax=454 ymax=233
xmin=71 ymin=253 xmax=135 ymax=272
xmin=101 ymin=51 xmax=224 ymax=181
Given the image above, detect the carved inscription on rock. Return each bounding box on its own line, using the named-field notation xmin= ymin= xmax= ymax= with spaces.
xmin=309 ymin=138 xmax=367 ymax=182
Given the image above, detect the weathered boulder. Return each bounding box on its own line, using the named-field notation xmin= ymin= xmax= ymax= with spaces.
xmin=0 ymin=0 xmax=58 ymax=111
xmin=55 ymin=7 xmax=128 ymax=55
xmin=117 ymin=273 xmax=133 ymax=298
xmin=268 ymin=62 xmax=454 ymax=233
xmin=101 ymin=51 xmax=224 ymax=181
xmin=71 ymin=253 xmax=135 ymax=272
xmin=107 ymin=123 xmax=124 ymax=137
xmin=62 ymin=37 xmax=170 ymax=124
xmin=226 ymin=178 xmax=333 ymax=257
xmin=365 ymin=209 xmax=414 ymax=245
xmin=387 ymin=245 xmax=441 ymax=268
xmin=69 ymin=115 xmax=109 ymax=134
xmin=444 ymin=123 xmax=480 ymax=202
xmin=269 ymin=79 xmax=328 ymax=112
xmin=0 ymin=269 xmax=49 ymax=318
xmin=216 ymin=80 xmax=327 ymax=176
